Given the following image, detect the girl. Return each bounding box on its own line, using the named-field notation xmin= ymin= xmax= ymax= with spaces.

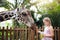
xmin=38 ymin=17 xmax=54 ymax=40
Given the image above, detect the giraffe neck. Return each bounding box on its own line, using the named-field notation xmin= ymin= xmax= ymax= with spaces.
xmin=0 ymin=8 xmax=18 ymax=22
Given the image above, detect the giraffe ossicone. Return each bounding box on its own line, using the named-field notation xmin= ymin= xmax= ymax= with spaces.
xmin=0 ymin=7 xmax=34 ymax=27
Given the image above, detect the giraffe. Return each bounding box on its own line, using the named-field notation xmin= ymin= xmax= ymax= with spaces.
xmin=0 ymin=7 xmax=37 ymax=29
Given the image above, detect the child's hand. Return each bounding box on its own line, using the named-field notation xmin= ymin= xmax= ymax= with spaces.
xmin=38 ymin=31 xmax=44 ymax=34
xmin=38 ymin=31 xmax=41 ymax=33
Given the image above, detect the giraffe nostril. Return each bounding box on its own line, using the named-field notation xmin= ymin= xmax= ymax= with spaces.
xmin=15 ymin=14 xmax=16 ymax=15
xmin=13 ymin=17 xmax=15 ymax=19
xmin=17 ymin=8 xmax=19 ymax=11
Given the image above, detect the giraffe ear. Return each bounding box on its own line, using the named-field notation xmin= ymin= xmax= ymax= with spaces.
xmin=17 ymin=8 xmax=19 ymax=11
xmin=27 ymin=10 xmax=31 ymax=16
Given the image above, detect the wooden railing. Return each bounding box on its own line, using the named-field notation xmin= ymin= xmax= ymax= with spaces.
xmin=0 ymin=27 xmax=60 ymax=40
xmin=0 ymin=27 xmax=36 ymax=40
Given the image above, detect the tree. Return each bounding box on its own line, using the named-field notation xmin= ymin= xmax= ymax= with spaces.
xmin=36 ymin=0 xmax=60 ymax=27
xmin=0 ymin=0 xmax=14 ymax=10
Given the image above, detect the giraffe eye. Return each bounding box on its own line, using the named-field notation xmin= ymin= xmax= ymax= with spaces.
xmin=22 ymin=12 xmax=27 ymax=16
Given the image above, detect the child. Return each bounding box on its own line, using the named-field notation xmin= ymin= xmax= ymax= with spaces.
xmin=38 ymin=17 xmax=54 ymax=40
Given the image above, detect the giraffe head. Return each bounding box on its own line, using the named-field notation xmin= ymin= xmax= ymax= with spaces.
xmin=16 ymin=8 xmax=34 ymax=27
xmin=0 ymin=7 xmax=35 ymax=30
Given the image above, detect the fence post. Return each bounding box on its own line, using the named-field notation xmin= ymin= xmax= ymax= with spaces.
xmin=28 ymin=28 xmax=32 ymax=40
xmin=2 ymin=27 xmax=4 ymax=40
xmin=29 ymin=28 xmax=31 ymax=40
xmin=16 ymin=28 xmax=18 ymax=40
xmin=54 ymin=27 xmax=57 ymax=40
xmin=31 ymin=29 xmax=34 ymax=40
xmin=27 ymin=27 xmax=28 ymax=40
xmin=35 ymin=27 xmax=38 ymax=40
xmin=57 ymin=27 xmax=60 ymax=40
xmin=10 ymin=27 xmax=12 ymax=40
xmin=6 ymin=26 xmax=8 ymax=40
xmin=19 ymin=29 xmax=21 ymax=40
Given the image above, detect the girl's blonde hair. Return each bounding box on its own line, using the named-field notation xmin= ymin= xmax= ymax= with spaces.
xmin=43 ymin=17 xmax=51 ymax=26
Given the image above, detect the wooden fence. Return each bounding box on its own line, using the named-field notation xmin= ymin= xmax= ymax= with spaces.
xmin=0 ymin=27 xmax=60 ymax=40
xmin=0 ymin=27 xmax=37 ymax=40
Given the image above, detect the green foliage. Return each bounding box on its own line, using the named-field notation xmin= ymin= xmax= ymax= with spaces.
xmin=0 ymin=0 xmax=14 ymax=10
xmin=34 ymin=0 xmax=60 ymax=27
xmin=12 ymin=19 xmax=27 ymax=28
xmin=37 ymin=4 xmax=60 ymax=27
